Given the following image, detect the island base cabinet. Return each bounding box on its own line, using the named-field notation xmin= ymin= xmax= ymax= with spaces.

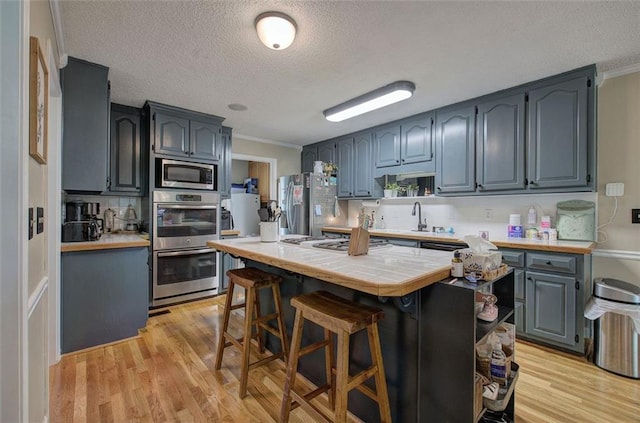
xmin=62 ymin=248 xmax=148 ymax=353
xmin=248 ymin=261 xmax=515 ymax=423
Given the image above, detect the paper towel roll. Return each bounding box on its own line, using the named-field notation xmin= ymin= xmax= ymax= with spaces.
xmin=361 ymin=200 xmax=380 ymax=208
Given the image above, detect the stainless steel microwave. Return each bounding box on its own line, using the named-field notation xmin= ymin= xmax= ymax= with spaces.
xmin=156 ymin=158 xmax=216 ymax=190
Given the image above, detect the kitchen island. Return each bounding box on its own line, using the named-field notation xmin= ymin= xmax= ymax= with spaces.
xmin=207 ymin=236 xmax=515 ymax=422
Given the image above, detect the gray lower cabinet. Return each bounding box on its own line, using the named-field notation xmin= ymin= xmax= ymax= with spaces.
xmin=108 ymin=104 xmax=143 ymax=195
xmin=501 ymin=248 xmax=590 ymax=353
xmin=527 ymin=75 xmax=591 ymax=190
xmin=337 ymin=132 xmax=376 ymax=198
xmin=218 ymin=127 xmax=232 ymax=197
xmin=434 ymin=104 xmax=476 ymax=194
xmin=61 ymin=247 xmax=149 ymax=353
xmin=61 ymin=57 xmax=110 ymax=193
xmin=525 ymin=270 xmax=577 ymax=346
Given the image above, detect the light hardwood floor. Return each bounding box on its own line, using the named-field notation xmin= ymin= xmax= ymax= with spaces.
xmin=50 ymin=295 xmax=640 ymax=422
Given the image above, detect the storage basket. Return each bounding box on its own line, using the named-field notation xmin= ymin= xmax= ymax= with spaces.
xmin=474 ymin=373 xmax=483 ymax=420
xmin=484 ymin=362 xmax=520 ymax=412
xmin=458 ymin=248 xmax=502 ymax=272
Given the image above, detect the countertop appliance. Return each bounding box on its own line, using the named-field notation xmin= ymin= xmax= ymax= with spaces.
xmin=151 ymin=190 xmax=219 ymax=306
xmin=556 ymin=200 xmax=596 ymax=241
xmin=62 ymin=200 xmax=102 ymax=242
xmin=230 ymin=193 xmax=260 ymax=236
xmin=278 ymin=173 xmax=346 ymax=237
xmin=156 ymin=158 xmax=216 ymax=191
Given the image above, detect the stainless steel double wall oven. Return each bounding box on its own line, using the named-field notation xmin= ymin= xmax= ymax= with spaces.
xmin=151 ymin=190 xmax=219 ymax=306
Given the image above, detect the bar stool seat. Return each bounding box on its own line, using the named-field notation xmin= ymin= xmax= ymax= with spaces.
xmin=280 ymin=290 xmax=392 ymax=423
xmin=215 ymin=267 xmax=289 ymax=398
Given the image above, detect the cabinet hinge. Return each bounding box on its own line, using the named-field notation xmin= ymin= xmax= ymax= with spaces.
xmin=575 ymin=334 xmax=580 ymax=343
xmin=524 ymin=178 xmax=528 ymax=186
xmin=431 ymin=117 xmax=434 ymax=125
xmin=152 ymin=113 xmax=156 ymax=121
xmin=575 ymin=281 xmax=580 ymax=290
xmin=525 ymin=93 xmax=529 ymax=102
xmin=587 ymin=79 xmax=592 ymax=88
xmin=587 ymin=174 xmax=591 ymax=183
xmin=475 ymin=106 xmax=478 ymax=115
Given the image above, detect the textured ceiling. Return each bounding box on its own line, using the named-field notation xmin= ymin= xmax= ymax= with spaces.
xmin=60 ymin=0 xmax=640 ymax=146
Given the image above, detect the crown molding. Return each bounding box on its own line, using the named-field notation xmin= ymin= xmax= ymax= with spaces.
xmin=601 ymin=62 xmax=640 ymax=82
xmin=49 ymin=0 xmax=67 ymax=68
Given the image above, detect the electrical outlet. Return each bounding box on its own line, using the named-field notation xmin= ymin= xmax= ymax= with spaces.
xmin=632 ymin=209 xmax=640 ymax=224
xmin=484 ymin=209 xmax=493 ymax=221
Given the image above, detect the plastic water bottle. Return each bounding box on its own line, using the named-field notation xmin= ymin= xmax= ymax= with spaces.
xmin=490 ymin=342 xmax=507 ymax=385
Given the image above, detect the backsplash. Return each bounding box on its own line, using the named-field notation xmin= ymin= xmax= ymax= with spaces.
xmin=62 ymin=193 xmax=142 ymax=232
xmin=348 ymin=192 xmax=597 ymax=240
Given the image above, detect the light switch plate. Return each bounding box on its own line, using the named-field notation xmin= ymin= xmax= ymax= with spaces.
xmin=28 ymin=207 xmax=34 ymax=240
xmin=632 ymin=209 xmax=640 ymax=224
xmin=605 ymin=182 xmax=624 ymax=197
xmin=37 ymin=207 xmax=44 ymax=234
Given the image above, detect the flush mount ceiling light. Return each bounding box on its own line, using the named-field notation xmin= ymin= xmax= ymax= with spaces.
xmin=255 ymin=12 xmax=297 ymax=50
xmin=323 ymin=81 xmax=416 ymax=122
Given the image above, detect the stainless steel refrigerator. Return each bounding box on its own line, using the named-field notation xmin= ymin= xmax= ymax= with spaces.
xmin=278 ymin=173 xmax=347 ymax=236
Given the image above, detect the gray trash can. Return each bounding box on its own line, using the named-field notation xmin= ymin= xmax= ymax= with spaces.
xmin=594 ymin=278 xmax=640 ymax=379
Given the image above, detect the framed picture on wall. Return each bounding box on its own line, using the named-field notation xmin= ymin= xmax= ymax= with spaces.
xmin=29 ymin=36 xmax=48 ymax=165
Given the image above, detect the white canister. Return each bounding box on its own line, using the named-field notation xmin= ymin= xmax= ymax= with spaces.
xmin=259 ymin=221 xmax=279 ymax=242
xmin=313 ymin=161 xmax=324 ymax=174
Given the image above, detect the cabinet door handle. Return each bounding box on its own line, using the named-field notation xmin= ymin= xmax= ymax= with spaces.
xmin=396 ymin=160 xmax=400 ymax=164
xmin=530 ymin=180 xmax=537 ymax=185
xmin=546 ymin=261 xmax=553 ymax=266
xmin=437 ymin=186 xmax=441 ymax=191
xmin=401 ymin=159 xmax=405 ymax=162
xmin=527 ymin=277 xmax=532 ymax=281
xmin=185 ymin=151 xmax=189 ymax=155
xmin=477 ymin=183 xmax=483 ymax=189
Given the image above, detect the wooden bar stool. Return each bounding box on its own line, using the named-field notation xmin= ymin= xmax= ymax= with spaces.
xmin=215 ymin=267 xmax=289 ymax=398
xmin=280 ymin=290 xmax=392 ymax=423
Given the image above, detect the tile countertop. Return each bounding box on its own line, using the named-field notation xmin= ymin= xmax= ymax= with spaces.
xmin=60 ymin=233 xmax=150 ymax=252
xmin=207 ymin=236 xmax=455 ymax=297
xmin=321 ymin=226 xmax=595 ymax=255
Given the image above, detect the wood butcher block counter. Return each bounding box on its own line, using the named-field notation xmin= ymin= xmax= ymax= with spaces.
xmin=322 ymin=226 xmax=595 ymax=254
xmin=60 ymin=233 xmax=150 ymax=252
xmin=207 ymin=236 xmax=454 ymax=297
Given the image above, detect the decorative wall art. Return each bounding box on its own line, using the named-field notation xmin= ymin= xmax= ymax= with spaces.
xmin=29 ymin=36 xmax=48 ymax=164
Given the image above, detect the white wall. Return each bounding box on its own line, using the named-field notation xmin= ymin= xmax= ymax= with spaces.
xmin=349 ymin=192 xmax=597 ymax=240
xmin=593 ymin=71 xmax=640 ymax=286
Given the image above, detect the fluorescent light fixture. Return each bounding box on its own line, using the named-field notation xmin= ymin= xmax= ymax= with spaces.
xmin=323 ymin=81 xmax=416 ymax=122
xmin=255 ymin=12 xmax=297 ymax=50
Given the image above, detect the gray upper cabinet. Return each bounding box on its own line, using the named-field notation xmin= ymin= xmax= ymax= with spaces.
xmin=374 ymin=124 xmax=401 ymax=168
xmin=434 ymin=104 xmax=476 ymax=194
xmin=150 ymin=102 xmax=223 ymax=162
xmin=336 ymin=137 xmax=354 ymax=197
xmin=61 ymin=57 xmax=110 ymax=193
xmin=527 ymin=76 xmax=590 ymax=190
xmin=401 ymin=114 xmax=434 ymax=167
xmin=218 ymin=127 xmax=232 ymax=197
xmin=336 ymin=132 xmax=375 ymax=198
xmin=317 ymin=141 xmax=336 ymax=165
xmin=525 ymin=271 xmax=577 ymax=347
xmin=476 ymin=93 xmax=526 ymax=192
xmin=190 ymin=119 xmax=219 ymax=161
xmin=108 ymin=104 xmax=143 ymax=195
xmin=301 ymin=146 xmax=318 ymax=173
xmin=155 ymin=112 xmax=189 ymax=157
xmin=353 ymin=132 xmax=374 ymax=197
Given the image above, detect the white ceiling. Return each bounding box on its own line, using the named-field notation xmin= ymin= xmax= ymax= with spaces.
xmin=59 ymin=1 xmax=640 ymax=146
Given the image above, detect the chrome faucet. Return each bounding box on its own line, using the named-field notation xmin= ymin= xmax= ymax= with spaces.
xmin=411 ymin=202 xmax=428 ymax=231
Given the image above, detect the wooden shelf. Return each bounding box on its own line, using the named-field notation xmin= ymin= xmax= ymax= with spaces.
xmin=476 ymin=306 xmax=515 ymax=344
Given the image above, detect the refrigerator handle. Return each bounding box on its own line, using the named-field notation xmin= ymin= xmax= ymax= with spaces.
xmin=287 ymin=181 xmax=294 ymax=232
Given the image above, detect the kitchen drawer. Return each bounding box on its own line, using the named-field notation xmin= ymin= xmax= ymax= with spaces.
xmin=501 ymin=250 xmax=525 ymax=267
xmin=526 ymin=253 xmax=576 ymax=275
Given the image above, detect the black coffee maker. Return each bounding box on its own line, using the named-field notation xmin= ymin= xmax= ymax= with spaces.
xmin=62 ymin=201 xmax=102 ymax=242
